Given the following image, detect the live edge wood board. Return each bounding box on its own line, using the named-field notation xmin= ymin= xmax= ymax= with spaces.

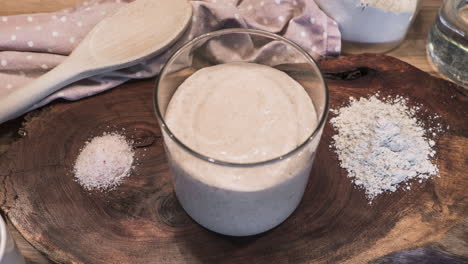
xmin=0 ymin=54 xmax=467 ymax=264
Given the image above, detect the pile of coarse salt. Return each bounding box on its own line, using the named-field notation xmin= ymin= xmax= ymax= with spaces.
xmin=330 ymin=95 xmax=440 ymax=202
xmin=74 ymin=132 xmax=135 ymax=191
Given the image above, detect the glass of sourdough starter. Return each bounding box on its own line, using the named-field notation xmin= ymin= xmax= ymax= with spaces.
xmin=154 ymin=29 xmax=328 ymax=236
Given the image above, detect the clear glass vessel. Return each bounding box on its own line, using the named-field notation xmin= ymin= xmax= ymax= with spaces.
xmin=316 ymin=0 xmax=421 ymax=54
xmin=154 ymin=29 xmax=329 ymax=236
xmin=0 ymin=216 xmax=25 ymax=264
xmin=427 ymin=0 xmax=468 ymax=88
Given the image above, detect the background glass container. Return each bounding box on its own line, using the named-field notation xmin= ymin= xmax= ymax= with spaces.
xmin=316 ymin=0 xmax=421 ymax=54
xmin=427 ymin=0 xmax=468 ymax=88
xmin=0 ymin=215 xmax=25 ymax=264
xmin=154 ymin=29 xmax=329 ymax=236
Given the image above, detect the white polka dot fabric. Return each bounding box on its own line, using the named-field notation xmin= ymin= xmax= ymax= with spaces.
xmin=0 ymin=0 xmax=341 ymax=121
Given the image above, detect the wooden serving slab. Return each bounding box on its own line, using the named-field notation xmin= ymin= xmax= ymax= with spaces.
xmin=0 ymin=54 xmax=467 ymax=264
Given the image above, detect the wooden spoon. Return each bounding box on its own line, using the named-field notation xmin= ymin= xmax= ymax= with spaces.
xmin=0 ymin=0 xmax=192 ymax=123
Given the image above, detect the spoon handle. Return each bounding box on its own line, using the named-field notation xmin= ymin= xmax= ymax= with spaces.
xmin=0 ymin=60 xmax=88 ymax=123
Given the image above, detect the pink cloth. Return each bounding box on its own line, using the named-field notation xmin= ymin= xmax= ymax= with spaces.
xmin=0 ymin=0 xmax=340 ymax=120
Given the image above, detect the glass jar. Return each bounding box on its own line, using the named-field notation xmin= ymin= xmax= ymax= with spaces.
xmin=427 ymin=0 xmax=468 ymax=88
xmin=154 ymin=29 xmax=328 ymax=236
xmin=316 ymin=0 xmax=421 ymax=54
xmin=0 ymin=216 xmax=25 ymax=264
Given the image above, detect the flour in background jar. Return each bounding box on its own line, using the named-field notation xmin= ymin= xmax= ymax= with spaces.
xmin=315 ymin=0 xmax=419 ymax=53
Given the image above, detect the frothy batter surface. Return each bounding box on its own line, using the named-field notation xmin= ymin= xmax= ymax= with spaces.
xmin=165 ymin=62 xmax=317 ymax=164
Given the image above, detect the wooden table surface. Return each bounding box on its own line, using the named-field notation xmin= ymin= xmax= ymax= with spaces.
xmin=0 ymin=1 xmax=445 ymax=263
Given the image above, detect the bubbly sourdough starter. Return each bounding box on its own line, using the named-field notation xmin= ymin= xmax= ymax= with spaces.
xmin=164 ymin=63 xmax=319 ymax=236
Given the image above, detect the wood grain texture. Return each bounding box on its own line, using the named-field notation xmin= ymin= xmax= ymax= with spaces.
xmin=387 ymin=0 xmax=443 ymax=77
xmin=0 ymin=54 xmax=466 ymax=264
xmin=0 ymin=1 xmax=457 ymax=263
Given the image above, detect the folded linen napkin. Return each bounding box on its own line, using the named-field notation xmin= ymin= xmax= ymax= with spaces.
xmin=0 ymin=0 xmax=340 ymax=121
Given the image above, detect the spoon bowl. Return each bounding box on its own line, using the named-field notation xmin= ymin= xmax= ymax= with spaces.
xmin=0 ymin=0 xmax=192 ymax=123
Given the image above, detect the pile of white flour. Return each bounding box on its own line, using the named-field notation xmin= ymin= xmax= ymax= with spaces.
xmin=358 ymin=0 xmax=418 ymax=13
xmin=330 ymin=95 xmax=439 ymax=201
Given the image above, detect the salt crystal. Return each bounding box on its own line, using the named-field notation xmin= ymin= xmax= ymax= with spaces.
xmin=73 ymin=133 xmax=134 ymax=191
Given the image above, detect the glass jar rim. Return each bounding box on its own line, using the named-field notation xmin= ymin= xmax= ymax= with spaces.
xmin=0 ymin=215 xmax=6 ymax=261
xmin=440 ymin=0 xmax=468 ymax=39
xmin=153 ymin=28 xmax=329 ymax=167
